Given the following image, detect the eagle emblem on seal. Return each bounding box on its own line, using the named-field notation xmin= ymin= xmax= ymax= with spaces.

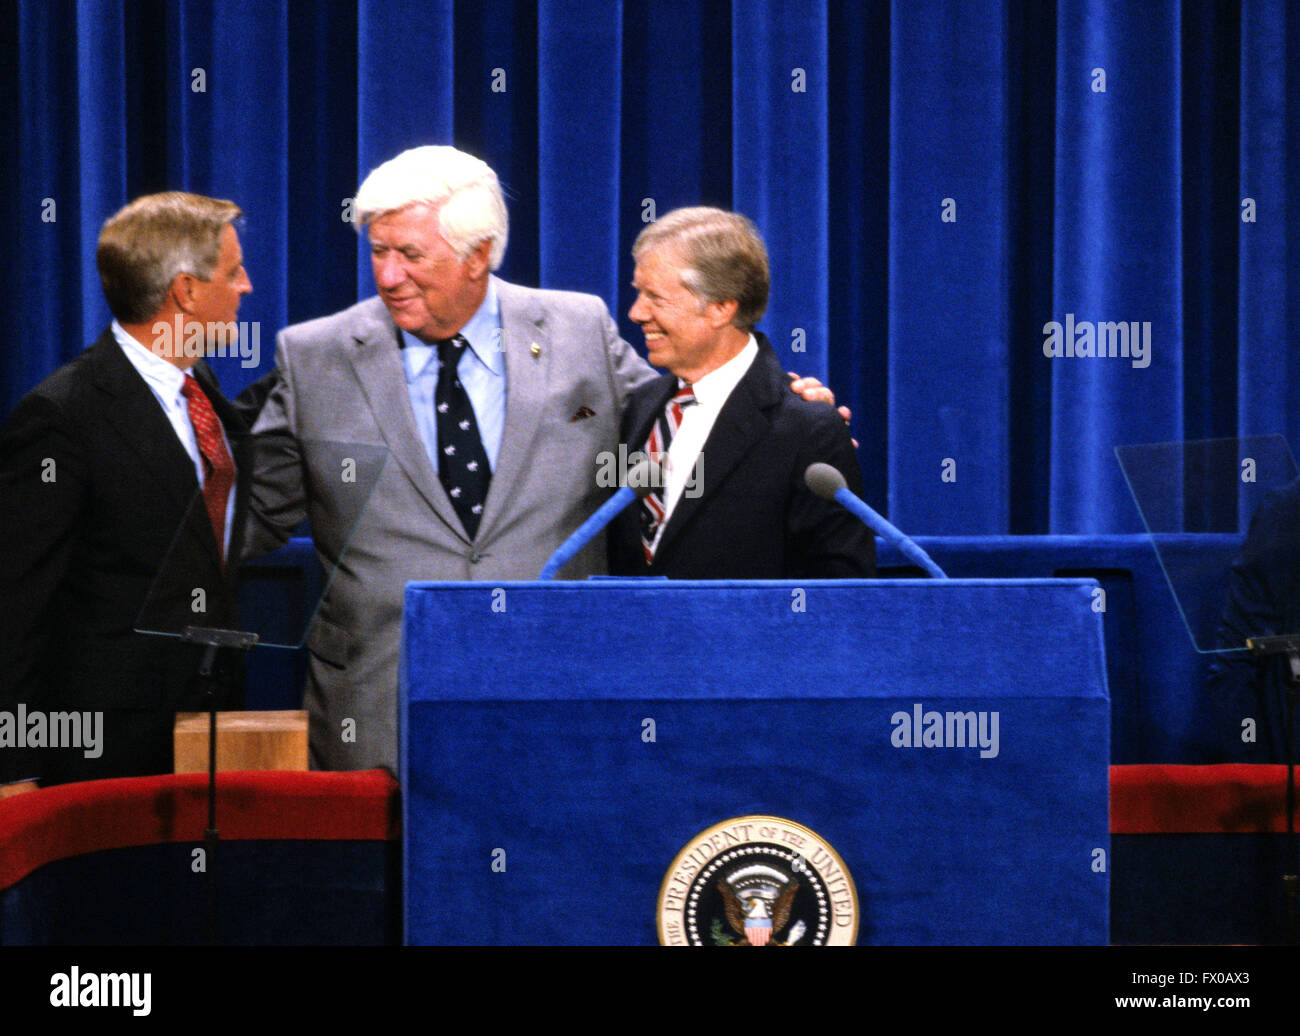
xmin=717 ymin=865 xmax=803 ymax=946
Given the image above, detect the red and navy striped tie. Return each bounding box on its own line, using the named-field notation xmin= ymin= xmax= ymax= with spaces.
xmin=639 ymin=381 xmax=696 ymax=563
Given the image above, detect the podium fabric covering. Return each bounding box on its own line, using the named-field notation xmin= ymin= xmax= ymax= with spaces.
xmin=401 ymin=579 xmax=1110 ymax=945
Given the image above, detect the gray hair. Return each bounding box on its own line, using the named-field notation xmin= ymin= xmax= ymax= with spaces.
xmin=96 ymin=192 xmax=242 ymax=323
xmin=632 ymin=207 xmax=769 ymax=330
xmin=354 ymin=145 xmax=508 ymax=270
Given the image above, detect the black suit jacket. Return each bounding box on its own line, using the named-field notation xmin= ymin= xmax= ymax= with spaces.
xmin=608 ymin=333 xmax=875 ymax=578
xmin=0 ymin=330 xmax=247 ymax=784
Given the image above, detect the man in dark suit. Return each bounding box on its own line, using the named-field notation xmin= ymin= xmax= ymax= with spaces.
xmin=608 ymin=207 xmax=874 ymax=579
xmin=1207 ymin=476 xmax=1300 ymax=762
xmin=0 ymin=192 xmax=252 ymax=785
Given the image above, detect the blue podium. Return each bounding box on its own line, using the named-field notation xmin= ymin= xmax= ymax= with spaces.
xmin=400 ymin=579 xmax=1109 ymax=945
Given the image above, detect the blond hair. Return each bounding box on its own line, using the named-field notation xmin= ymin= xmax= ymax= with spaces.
xmin=96 ymin=191 xmax=242 ymax=323
xmin=632 ymin=207 xmax=769 ymax=330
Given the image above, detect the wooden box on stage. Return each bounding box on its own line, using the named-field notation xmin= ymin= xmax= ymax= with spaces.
xmin=174 ymin=710 xmax=309 ymax=773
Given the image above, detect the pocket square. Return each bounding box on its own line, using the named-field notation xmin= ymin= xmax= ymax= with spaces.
xmin=569 ymin=406 xmax=596 ymax=422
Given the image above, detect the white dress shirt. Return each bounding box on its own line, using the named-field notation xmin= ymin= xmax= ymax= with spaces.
xmin=655 ymin=334 xmax=758 ymax=539
xmin=112 ymin=320 xmax=236 ymax=553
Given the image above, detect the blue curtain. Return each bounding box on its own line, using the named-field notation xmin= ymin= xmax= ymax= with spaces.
xmin=4 ymin=0 xmax=1297 ymax=534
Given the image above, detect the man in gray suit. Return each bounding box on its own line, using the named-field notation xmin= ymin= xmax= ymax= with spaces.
xmin=246 ymin=146 xmax=839 ymax=772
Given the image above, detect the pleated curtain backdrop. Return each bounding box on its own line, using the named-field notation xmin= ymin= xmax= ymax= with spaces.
xmin=3 ymin=0 xmax=1297 ymax=534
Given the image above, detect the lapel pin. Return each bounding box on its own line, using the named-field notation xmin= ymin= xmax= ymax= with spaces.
xmin=530 ymin=342 xmax=541 ymax=357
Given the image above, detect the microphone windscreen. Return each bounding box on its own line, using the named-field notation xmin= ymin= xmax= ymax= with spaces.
xmin=625 ymin=458 xmax=664 ymax=500
xmin=804 ymin=462 xmax=847 ymax=500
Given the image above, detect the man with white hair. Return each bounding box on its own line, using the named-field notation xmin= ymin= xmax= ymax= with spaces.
xmin=246 ymin=146 xmax=840 ymax=772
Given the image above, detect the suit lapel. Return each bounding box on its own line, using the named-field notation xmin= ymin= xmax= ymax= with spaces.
xmin=345 ymin=301 xmax=467 ymax=540
xmin=92 ymin=333 xmax=240 ymax=577
xmin=625 ymin=374 xmax=677 ymax=457
xmin=91 ymin=331 xmax=200 ymax=516
xmin=475 ymin=279 xmax=551 ymax=540
xmin=654 ymin=335 xmax=784 ymax=561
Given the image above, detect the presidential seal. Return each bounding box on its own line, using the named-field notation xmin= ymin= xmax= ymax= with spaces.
xmin=656 ymin=815 xmax=858 ymax=946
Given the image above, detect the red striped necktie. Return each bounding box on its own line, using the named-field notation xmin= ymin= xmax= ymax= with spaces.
xmin=181 ymin=375 xmax=235 ymax=565
xmin=639 ymin=381 xmax=697 ymax=563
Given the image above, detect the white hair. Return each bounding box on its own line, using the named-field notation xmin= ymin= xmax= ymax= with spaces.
xmin=353 ymin=145 xmax=508 ymax=270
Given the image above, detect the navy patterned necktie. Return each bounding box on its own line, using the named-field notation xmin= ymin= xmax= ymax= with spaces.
xmin=435 ymin=335 xmax=491 ymax=538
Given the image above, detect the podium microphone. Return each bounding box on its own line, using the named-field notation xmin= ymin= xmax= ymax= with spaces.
xmin=539 ymin=458 xmax=664 ymax=579
xmin=805 ymin=462 xmax=947 ymax=579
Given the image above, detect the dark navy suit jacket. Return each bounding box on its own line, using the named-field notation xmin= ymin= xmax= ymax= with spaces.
xmin=608 ymin=332 xmax=875 ymax=579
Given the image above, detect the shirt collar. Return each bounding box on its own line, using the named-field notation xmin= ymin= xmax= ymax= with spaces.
xmin=111 ymin=319 xmax=188 ymax=397
xmin=685 ymin=334 xmax=758 ymax=409
xmin=399 ymin=279 xmax=503 ymax=381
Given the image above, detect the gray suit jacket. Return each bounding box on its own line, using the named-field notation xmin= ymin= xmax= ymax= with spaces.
xmin=246 ymin=278 xmax=655 ymax=771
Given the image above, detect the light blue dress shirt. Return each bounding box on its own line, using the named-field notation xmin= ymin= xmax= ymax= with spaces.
xmin=399 ymin=278 xmax=506 ymax=474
